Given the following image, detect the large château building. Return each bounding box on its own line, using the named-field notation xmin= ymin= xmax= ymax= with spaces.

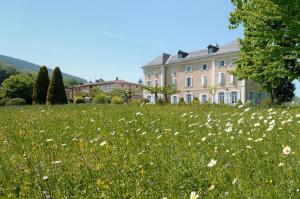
xmin=142 ymin=39 xmax=268 ymax=105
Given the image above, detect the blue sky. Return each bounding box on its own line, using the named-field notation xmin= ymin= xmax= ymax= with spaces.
xmin=1 ymin=0 xmax=299 ymax=96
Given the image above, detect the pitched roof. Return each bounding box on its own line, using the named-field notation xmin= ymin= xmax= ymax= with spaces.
xmin=144 ymin=39 xmax=240 ymax=67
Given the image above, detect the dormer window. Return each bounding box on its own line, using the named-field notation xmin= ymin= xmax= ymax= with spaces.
xmin=207 ymin=44 xmax=219 ymax=54
xmin=178 ymin=50 xmax=189 ymax=59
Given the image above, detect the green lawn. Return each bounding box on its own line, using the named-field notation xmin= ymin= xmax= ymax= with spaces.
xmin=0 ymin=104 xmax=299 ymax=198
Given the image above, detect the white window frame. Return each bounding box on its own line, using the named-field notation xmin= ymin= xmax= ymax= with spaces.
xmin=185 ymin=93 xmax=193 ymax=104
xmin=200 ymin=94 xmax=208 ymax=104
xmin=231 ymin=91 xmax=238 ymax=104
xmin=146 ymin=80 xmax=151 ymax=87
xmin=218 ymin=72 xmax=225 ymax=86
xmin=218 ymin=91 xmax=225 ymax=104
xmin=171 ymin=95 xmax=179 ymax=104
xmin=201 ymin=75 xmax=207 ymax=88
xmin=218 ymin=60 xmax=225 ymax=67
xmin=185 ymin=66 xmax=193 ymax=73
xmin=200 ymin=64 xmax=208 ymax=71
xmin=185 ymin=76 xmax=193 ymax=88
xmin=172 ymin=78 xmax=177 ymax=89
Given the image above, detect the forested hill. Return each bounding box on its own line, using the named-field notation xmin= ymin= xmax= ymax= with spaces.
xmin=0 ymin=55 xmax=86 ymax=86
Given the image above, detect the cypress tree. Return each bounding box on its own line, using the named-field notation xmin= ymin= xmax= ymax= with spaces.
xmin=32 ymin=65 xmax=50 ymax=104
xmin=46 ymin=67 xmax=68 ymax=105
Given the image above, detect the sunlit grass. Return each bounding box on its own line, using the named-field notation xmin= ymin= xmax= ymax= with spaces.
xmin=0 ymin=104 xmax=299 ymax=198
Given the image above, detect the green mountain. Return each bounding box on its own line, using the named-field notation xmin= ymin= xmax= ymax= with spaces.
xmin=0 ymin=55 xmax=86 ymax=86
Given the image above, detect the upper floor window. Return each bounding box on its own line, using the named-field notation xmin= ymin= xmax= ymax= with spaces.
xmin=185 ymin=77 xmax=193 ymax=88
xmin=219 ymin=72 xmax=225 ymax=86
xmin=154 ymin=79 xmax=159 ymax=87
xmin=172 ymin=78 xmax=177 ymax=89
xmin=231 ymin=75 xmax=238 ymax=85
xmin=200 ymin=64 xmax=208 ymax=70
xmin=185 ymin=66 xmax=193 ymax=73
xmin=172 ymin=68 xmax=177 ymax=77
xmin=218 ymin=60 xmax=225 ymax=67
xmin=146 ymin=80 xmax=151 ymax=87
xmin=201 ymin=75 xmax=207 ymax=87
xmin=146 ymin=70 xmax=151 ymax=77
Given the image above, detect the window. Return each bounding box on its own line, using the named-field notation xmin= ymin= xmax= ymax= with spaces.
xmin=186 ymin=93 xmax=193 ymax=104
xmin=154 ymin=79 xmax=159 ymax=87
xmin=172 ymin=78 xmax=177 ymax=89
xmin=146 ymin=70 xmax=151 ymax=77
xmin=171 ymin=95 xmax=178 ymax=104
xmin=172 ymin=68 xmax=177 ymax=77
xmin=200 ymin=64 xmax=208 ymax=70
xmin=201 ymin=95 xmax=208 ymax=103
xmin=146 ymin=80 xmax=151 ymax=87
xmin=201 ymin=76 xmax=207 ymax=87
xmin=231 ymin=91 xmax=238 ymax=104
xmin=185 ymin=66 xmax=193 ymax=73
xmin=218 ymin=92 xmax=225 ymax=103
xmin=147 ymin=96 xmax=152 ymax=102
xmin=231 ymin=75 xmax=238 ymax=85
xmin=185 ymin=77 xmax=193 ymax=88
xmin=218 ymin=60 xmax=225 ymax=67
xmin=219 ymin=72 xmax=225 ymax=86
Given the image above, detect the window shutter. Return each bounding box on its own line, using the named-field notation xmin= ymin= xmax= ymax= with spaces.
xmin=191 ymin=77 xmax=193 ymax=87
xmin=230 ymin=75 xmax=234 ymax=83
xmin=185 ymin=78 xmax=187 ymax=87
xmin=218 ymin=73 xmax=222 ymax=85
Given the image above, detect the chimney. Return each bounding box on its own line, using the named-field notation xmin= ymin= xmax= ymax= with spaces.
xmin=116 ymin=77 xmax=119 ymax=81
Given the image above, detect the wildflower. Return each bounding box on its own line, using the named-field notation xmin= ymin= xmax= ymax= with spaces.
xmin=244 ymin=108 xmax=250 ymax=112
xmin=201 ymin=137 xmax=206 ymax=142
xmin=278 ymin=162 xmax=284 ymax=167
xmin=283 ymin=146 xmax=291 ymax=155
xmin=100 ymin=141 xmax=107 ymax=146
xmin=174 ymin=132 xmax=179 ymax=136
xmin=207 ymin=159 xmax=217 ymax=168
xmin=42 ymin=176 xmax=49 ymax=180
xmin=296 ymin=114 xmax=300 ymax=118
xmin=90 ymin=118 xmax=95 ymax=122
xmin=254 ymin=123 xmax=260 ymax=127
xmin=208 ymin=184 xmax=215 ymax=191
xmin=51 ymin=160 xmax=61 ymax=164
xmin=225 ymin=126 xmax=233 ymax=133
xmin=46 ymin=139 xmax=53 ymax=142
xmin=157 ymin=135 xmax=162 ymax=139
xmin=190 ymin=191 xmax=199 ymax=199
xmin=181 ymin=113 xmax=187 ymax=118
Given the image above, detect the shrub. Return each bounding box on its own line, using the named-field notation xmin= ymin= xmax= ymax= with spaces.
xmin=32 ymin=66 xmax=50 ymax=104
xmin=179 ymin=97 xmax=185 ymax=105
xmin=111 ymin=96 xmax=123 ymax=104
xmin=93 ymin=93 xmax=110 ymax=104
xmin=156 ymin=98 xmax=165 ymax=105
xmin=0 ymin=98 xmax=9 ymax=106
xmin=128 ymin=98 xmax=143 ymax=105
xmin=191 ymin=98 xmax=199 ymax=106
xmin=47 ymin=67 xmax=68 ymax=105
xmin=6 ymin=98 xmax=26 ymax=106
xmin=261 ymin=98 xmax=273 ymax=107
xmin=74 ymin=97 xmax=85 ymax=104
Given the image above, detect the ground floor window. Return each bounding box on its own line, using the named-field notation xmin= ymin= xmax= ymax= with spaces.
xmin=218 ymin=92 xmax=225 ymax=103
xmin=147 ymin=96 xmax=152 ymax=102
xmin=201 ymin=95 xmax=208 ymax=103
xmin=186 ymin=93 xmax=193 ymax=104
xmin=171 ymin=95 xmax=178 ymax=104
xmin=231 ymin=91 xmax=238 ymax=104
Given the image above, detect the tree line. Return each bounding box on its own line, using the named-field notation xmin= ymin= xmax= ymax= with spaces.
xmin=0 ymin=66 xmax=68 ymax=105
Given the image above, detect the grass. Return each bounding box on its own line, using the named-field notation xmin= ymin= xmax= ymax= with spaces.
xmin=0 ymin=104 xmax=299 ymax=198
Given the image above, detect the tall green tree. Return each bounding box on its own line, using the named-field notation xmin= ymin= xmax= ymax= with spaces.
xmin=2 ymin=73 xmax=34 ymax=104
xmin=32 ymin=66 xmax=50 ymax=104
xmin=47 ymin=67 xmax=68 ymax=105
xmin=161 ymin=85 xmax=179 ymax=102
xmin=230 ymin=0 xmax=300 ymax=103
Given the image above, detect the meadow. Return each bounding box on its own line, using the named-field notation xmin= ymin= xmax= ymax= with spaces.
xmin=0 ymin=104 xmax=299 ymax=198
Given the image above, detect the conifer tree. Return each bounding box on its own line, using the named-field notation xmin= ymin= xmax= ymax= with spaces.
xmin=46 ymin=67 xmax=68 ymax=105
xmin=32 ymin=65 xmax=50 ymax=104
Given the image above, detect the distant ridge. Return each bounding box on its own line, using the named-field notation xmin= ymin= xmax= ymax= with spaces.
xmin=0 ymin=54 xmax=86 ymax=85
